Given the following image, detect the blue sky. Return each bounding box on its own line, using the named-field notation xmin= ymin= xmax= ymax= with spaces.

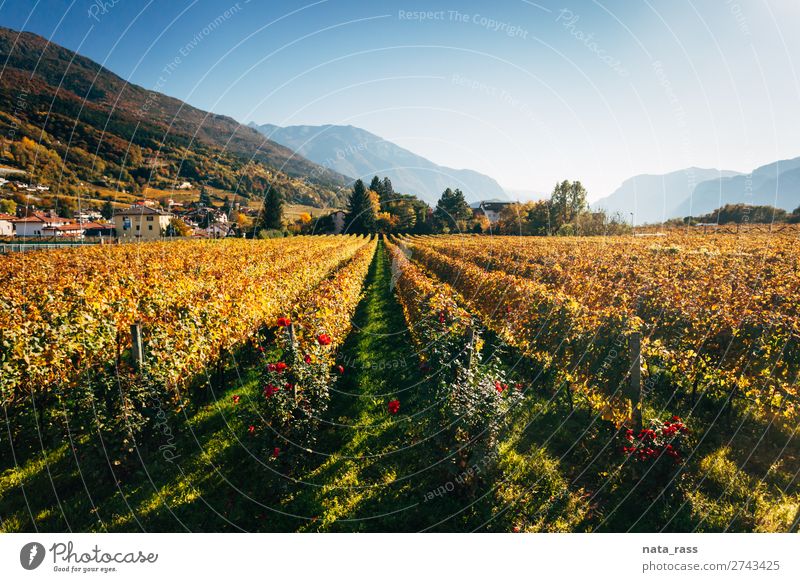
xmin=1 ymin=0 xmax=799 ymax=199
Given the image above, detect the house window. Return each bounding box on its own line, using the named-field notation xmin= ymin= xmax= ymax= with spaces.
xmin=136 ymin=224 xmax=140 ymax=231
xmin=148 ymin=225 xmax=153 ymax=231
xmin=146 ymin=216 xmax=154 ymax=222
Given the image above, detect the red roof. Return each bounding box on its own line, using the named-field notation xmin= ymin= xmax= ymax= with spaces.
xmin=0 ymin=213 xmax=16 ymax=221
xmin=13 ymin=212 xmax=68 ymax=223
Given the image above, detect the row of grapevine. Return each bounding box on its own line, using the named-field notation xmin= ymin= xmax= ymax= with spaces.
xmin=0 ymin=235 xmax=369 ymax=407
xmin=386 ymin=237 xmax=517 ymax=475
xmin=253 ymin=237 xmax=378 ymax=451
xmin=402 ymin=234 xmax=799 ymax=427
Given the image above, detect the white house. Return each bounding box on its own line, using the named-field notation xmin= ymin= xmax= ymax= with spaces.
xmin=472 ymin=201 xmax=514 ymax=224
xmin=40 ymin=223 xmax=85 ymax=237
xmin=0 ymin=213 xmax=15 ymax=237
xmin=13 ymin=212 xmax=69 ymax=236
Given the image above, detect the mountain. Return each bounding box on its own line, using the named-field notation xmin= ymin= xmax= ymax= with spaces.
xmin=250 ymin=123 xmax=507 ymax=205
xmin=593 ymin=168 xmax=742 ymax=225
xmin=671 ymin=157 xmax=800 ymax=218
xmin=0 ymin=27 xmax=348 ymax=207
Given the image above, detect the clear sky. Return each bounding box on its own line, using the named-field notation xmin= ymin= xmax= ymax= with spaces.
xmin=1 ymin=0 xmax=798 ymax=200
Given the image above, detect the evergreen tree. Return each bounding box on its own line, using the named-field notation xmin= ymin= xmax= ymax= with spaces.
xmin=199 ymin=184 xmax=212 ymax=207
xmin=261 ymin=187 xmax=284 ymax=231
xmin=346 ymin=179 xmax=377 ymax=233
xmin=221 ymin=195 xmax=232 ymax=215
xmin=382 ymin=177 xmax=394 ymax=200
xmin=101 ymin=200 xmax=114 ymax=220
xmin=433 ymin=188 xmax=472 ymax=233
xmin=369 ymin=176 xmax=384 ymax=200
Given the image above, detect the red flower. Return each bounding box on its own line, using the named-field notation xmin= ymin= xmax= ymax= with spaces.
xmin=257 ymin=346 xmax=265 ymax=353
xmin=277 ymin=317 xmax=291 ymax=327
xmin=248 ymin=425 xmax=255 ymax=435
xmin=267 ymin=363 xmax=276 ymax=372
xmin=272 ymin=447 xmax=281 ymax=458
xmin=285 ymin=382 xmax=294 ymax=391
xmin=275 ymin=362 xmax=288 ymax=372
xmin=495 ymin=380 xmax=506 ymax=393
xmin=304 ymin=354 xmax=312 ymax=364
xmin=672 ymin=415 xmax=681 ymax=422
xmin=336 ymin=365 xmax=345 ymax=374
xmin=317 ymin=333 xmax=332 ymax=346
xmin=388 ymin=399 xmax=400 ymax=415
xmin=232 ymin=395 xmax=241 ymax=405
xmin=263 ymin=384 xmax=280 ymax=398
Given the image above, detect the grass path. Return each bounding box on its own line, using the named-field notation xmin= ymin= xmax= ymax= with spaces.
xmin=271 ymin=240 xmax=442 ymax=531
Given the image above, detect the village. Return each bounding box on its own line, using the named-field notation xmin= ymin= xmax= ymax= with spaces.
xmin=0 ymin=172 xmax=353 ymax=244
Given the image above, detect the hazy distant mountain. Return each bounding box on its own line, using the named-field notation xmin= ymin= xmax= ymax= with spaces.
xmin=593 ymin=168 xmax=741 ymax=225
xmin=504 ymin=188 xmax=548 ymax=202
xmin=671 ymin=157 xmax=800 ymax=218
xmin=250 ymin=123 xmax=507 ymax=204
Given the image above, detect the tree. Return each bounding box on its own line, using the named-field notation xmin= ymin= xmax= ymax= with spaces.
xmin=369 ymin=176 xmax=384 ymax=201
xmin=166 ymin=217 xmax=192 ymax=237
xmin=199 ymin=184 xmax=212 ymax=207
xmin=100 ymin=200 xmax=114 ymax=220
xmin=221 ymin=195 xmax=232 ymax=215
xmin=497 ymin=202 xmax=538 ymax=234
xmin=388 ymin=200 xmax=417 ymax=231
xmin=0 ymin=198 xmax=17 ymax=215
xmin=345 ymin=179 xmax=377 ymax=233
xmin=526 ymin=200 xmax=551 ymax=235
xmin=53 ymin=196 xmax=76 ymax=218
xmin=433 ymin=188 xmax=472 ymax=233
xmin=261 ymin=187 xmax=284 ymax=231
xmin=382 ymin=177 xmax=394 ymax=200
xmin=550 ymin=180 xmax=587 ymax=230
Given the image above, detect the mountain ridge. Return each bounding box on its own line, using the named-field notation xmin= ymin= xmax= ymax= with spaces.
xmin=249 ymin=122 xmax=507 ymax=204
xmin=0 ymin=26 xmax=349 ymax=207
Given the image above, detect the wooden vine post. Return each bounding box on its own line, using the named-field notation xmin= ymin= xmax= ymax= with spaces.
xmin=130 ymin=322 xmax=144 ymax=372
xmin=465 ymin=325 xmax=476 ymax=369
xmin=628 ymin=331 xmax=643 ymax=431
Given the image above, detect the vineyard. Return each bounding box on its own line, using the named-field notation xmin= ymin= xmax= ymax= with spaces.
xmin=1 ymin=234 xmax=798 ymax=532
